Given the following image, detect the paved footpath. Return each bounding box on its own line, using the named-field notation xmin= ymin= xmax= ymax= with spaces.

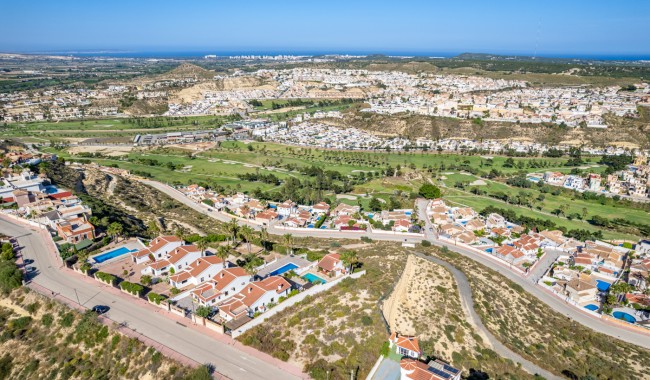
xmin=146 ymin=179 xmax=650 ymax=350
xmin=0 ymin=215 xmax=306 ymax=380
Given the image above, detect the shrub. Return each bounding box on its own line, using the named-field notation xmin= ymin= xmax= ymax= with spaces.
xmin=147 ymin=292 xmax=166 ymax=305
xmin=119 ymin=281 xmax=144 ymax=296
xmin=94 ymin=272 xmax=116 ymax=285
xmin=60 ymin=312 xmax=75 ymax=327
xmin=42 ymin=313 xmax=54 ymax=327
xmin=140 ymin=275 xmax=152 ymax=286
xmin=79 ymin=262 xmax=92 ymax=274
xmin=0 ymin=261 xmax=22 ymax=294
xmin=421 ymin=240 xmax=432 ymax=247
xmin=170 ymin=287 xmax=181 ymax=295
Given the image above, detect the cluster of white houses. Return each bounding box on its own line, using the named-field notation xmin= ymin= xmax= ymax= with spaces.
xmin=180 ymin=184 xmax=417 ymax=233
xmin=529 ymin=154 xmax=650 ymax=199
xmin=129 ymin=235 xmax=348 ymax=323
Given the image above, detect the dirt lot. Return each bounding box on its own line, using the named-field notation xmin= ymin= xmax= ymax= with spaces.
xmin=69 ymin=145 xmax=135 ymax=157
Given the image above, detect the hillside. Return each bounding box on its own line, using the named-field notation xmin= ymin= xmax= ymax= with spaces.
xmin=321 ymin=108 xmax=650 ymax=148
xmin=0 ymin=288 xmax=203 ymax=380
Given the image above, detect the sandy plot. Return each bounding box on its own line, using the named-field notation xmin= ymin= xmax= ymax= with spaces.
xmin=336 ymin=194 xmax=357 ymax=200
xmin=469 ymin=179 xmax=487 ymax=186
xmin=69 ymin=145 xmax=134 ymax=156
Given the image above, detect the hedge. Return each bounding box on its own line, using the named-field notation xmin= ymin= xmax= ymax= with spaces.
xmin=119 ymin=281 xmax=144 ymax=296
xmin=147 ymin=292 xmax=167 ymax=305
xmin=95 ymin=271 xmax=116 ymax=285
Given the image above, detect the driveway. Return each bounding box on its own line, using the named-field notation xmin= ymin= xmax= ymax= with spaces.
xmin=0 ymin=216 xmax=303 ymax=380
xmin=371 ymin=357 xmax=400 ymax=380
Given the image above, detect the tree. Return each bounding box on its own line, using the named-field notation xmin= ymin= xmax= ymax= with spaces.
xmin=283 ymin=234 xmax=294 ymax=255
xmin=107 ymin=222 xmax=123 ymax=242
xmin=341 ymin=250 xmax=359 ymax=274
xmin=174 ymin=227 xmax=187 ymax=242
xmin=581 ymin=207 xmax=588 ymax=220
xmin=186 ymin=365 xmax=213 ymax=380
xmin=0 ymin=261 xmax=22 ymax=294
xmin=196 ymin=237 xmax=208 ymax=256
xmin=195 ymin=306 xmax=211 ymax=319
xmin=259 ymin=228 xmax=270 ymax=254
xmin=216 ymin=245 xmax=230 ymax=264
xmin=226 ymin=219 xmax=239 ymax=245
xmin=368 ymin=197 xmax=382 ymax=211
xmin=418 ymin=184 xmax=441 ymax=199
xmin=239 ymin=225 xmax=254 ymax=254
xmin=244 ymin=260 xmax=258 ymax=280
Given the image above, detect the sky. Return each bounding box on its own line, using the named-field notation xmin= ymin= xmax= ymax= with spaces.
xmin=1 ymin=0 xmax=649 ymax=57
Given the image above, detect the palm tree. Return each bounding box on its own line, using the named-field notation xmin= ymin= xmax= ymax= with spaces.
xmin=196 ymin=237 xmax=208 ymax=257
xmin=107 ymin=222 xmax=123 ymax=242
xmin=283 ymin=233 xmax=294 ymax=255
xmin=244 ymin=260 xmax=258 ymax=281
xmin=259 ymin=228 xmax=269 ymax=254
xmin=175 ymin=227 xmax=187 ymax=242
xmin=341 ymin=250 xmax=359 ymax=274
xmin=226 ymin=219 xmax=239 ymax=245
xmin=239 ymin=225 xmax=254 ymax=254
xmin=216 ymin=245 xmax=230 ymax=266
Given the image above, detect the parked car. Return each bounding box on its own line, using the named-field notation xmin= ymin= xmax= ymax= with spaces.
xmin=23 ymin=259 xmax=34 ymax=265
xmin=91 ymin=305 xmax=110 ymax=314
xmin=25 ymin=266 xmax=36 ymax=273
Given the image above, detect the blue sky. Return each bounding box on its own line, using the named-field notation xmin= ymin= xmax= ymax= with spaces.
xmin=1 ymin=0 xmax=649 ymax=57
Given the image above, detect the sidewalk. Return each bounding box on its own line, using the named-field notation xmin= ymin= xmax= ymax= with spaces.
xmin=3 ymin=213 xmax=308 ymax=380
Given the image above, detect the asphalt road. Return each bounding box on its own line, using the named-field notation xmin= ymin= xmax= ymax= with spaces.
xmin=414 ymin=199 xmax=650 ymax=350
xmin=0 ymin=218 xmax=300 ymax=380
xmin=142 ymin=181 xmax=650 ymax=349
xmin=414 ymin=252 xmax=560 ymax=380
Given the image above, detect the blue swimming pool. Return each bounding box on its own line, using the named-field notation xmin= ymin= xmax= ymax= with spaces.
xmin=269 ymin=263 xmax=299 ymax=276
xmin=302 ymin=273 xmax=326 ymax=284
xmin=485 ymin=248 xmax=493 ymax=253
xmin=93 ymin=247 xmax=137 ymax=263
xmin=584 ymin=304 xmax=599 ymax=311
xmin=613 ymin=311 xmax=636 ymax=323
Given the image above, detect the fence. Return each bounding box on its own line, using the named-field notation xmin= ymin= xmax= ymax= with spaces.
xmin=231 ymin=270 xmax=366 ymax=338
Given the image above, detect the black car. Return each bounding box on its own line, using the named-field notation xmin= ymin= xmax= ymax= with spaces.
xmin=91 ymin=305 xmax=110 ymax=314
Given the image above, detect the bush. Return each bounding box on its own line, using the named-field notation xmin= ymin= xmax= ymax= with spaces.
xmin=42 ymin=313 xmax=54 ymax=327
xmin=119 ymin=281 xmax=144 ymax=296
xmin=421 ymin=240 xmax=432 ymax=247
xmin=0 ymin=261 xmax=22 ymax=294
xmin=418 ymin=183 xmax=441 ymax=199
xmin=170 ymin=287 xmax=181 ymax=295
xmin=94 ymin=271 xmax=116 ymax=285
xmin=140 ymin=275 xmax=152 ymax=286
xmin=147 ymin=292 xmax=166 ymax=305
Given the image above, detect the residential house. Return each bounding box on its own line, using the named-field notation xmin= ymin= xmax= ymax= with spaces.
xmin=311 ymin=202 xmax=330 ymax=215
xmin=389 ymin=333 xmax=421 ymax=359
xmin=331 ymin=203 xmax=360 ymax=216
xmin=55 ymin=217 xmax=95 ymax=244
xmin=169 ymin=256 xmax=227 ymax=288
xmin=565 ymin=277 xmax=597 ymax=303
xmin=190 ymin=267 xmax=250 ymax=307
xmin=393 ymin=219 xmax=412 ymax=232
xmin=400 ymin=358 xmax=461 ymax=380
xmin=318 ymin=253 xmax=346 ymax=277
xmin=485 ymin=213 xmax=507 ymax=228
xmin=218 ymin=276 xmax=291 ymax=321
xmin=494 ymin=245 xmax=527 ymax=264
xmin=255 ymin=209 xmax=279 ymax=226
xmin=277 ymin=200 xmax=297 ymax=217
xmin=131 ymin=235 xmax=183 ymax=265
xmin=464 ymin=219 xmax=486 ymax=232
xmin=451 ymin=207 xmax=476 ymax=222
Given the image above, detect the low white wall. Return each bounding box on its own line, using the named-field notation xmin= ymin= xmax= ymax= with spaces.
xmin=231 ymin=270 xmax=366 ymax=338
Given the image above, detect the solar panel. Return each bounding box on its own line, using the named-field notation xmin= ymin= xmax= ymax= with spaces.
xmin=428 ymin=367 xmax=451 ymax=379
xmin=443 ymin=364 xmax=460 ymax=374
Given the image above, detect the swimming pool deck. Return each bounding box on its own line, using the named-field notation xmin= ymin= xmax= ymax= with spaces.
xmin=256 ymin=255 xmax=312 ymax=278
xmin=91 ymin=239 xmax=146 ymax=266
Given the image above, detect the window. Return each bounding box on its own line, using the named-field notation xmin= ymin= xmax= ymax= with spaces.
xmin=200 ymin=277 xmax=204 ymax=282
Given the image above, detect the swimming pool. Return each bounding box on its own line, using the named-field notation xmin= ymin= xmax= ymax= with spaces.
xmin=93 ymin=247 xmax=137 ymax=263
xmin=268 ymin=263 xmax=299 ymax=276
xmin=485 ymin=248 xmax=493 ymax=253
xmin=302 ymin=273 xmax=326 ymax=284
xmin=613 ymin=311 xmax=636 ymax=323
xmin=584 ymin=304 xmax=599 ymax=311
